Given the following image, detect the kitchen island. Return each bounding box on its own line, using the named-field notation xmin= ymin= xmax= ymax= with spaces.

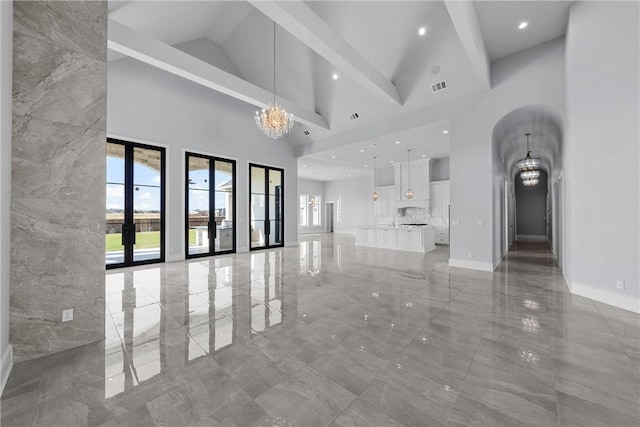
xmin=355 ymin=225 xmax=436 ymax=253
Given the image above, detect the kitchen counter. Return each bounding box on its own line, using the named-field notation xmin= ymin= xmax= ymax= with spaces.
xmin=355 ymin=225 xmax=435 ymax=253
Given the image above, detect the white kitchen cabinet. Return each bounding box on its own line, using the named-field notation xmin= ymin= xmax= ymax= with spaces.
xmin=394 ymin=158 xmax=430 ymax=204
xmin=433 ymin=226 xmax=449 ymax=245
xmin=430 ymin=180 xmax=450 ymax=219
xmin=374 ymin=185 xmax=395 ymax=217
xmin=355 ymin=226 xmax=435 ymax=253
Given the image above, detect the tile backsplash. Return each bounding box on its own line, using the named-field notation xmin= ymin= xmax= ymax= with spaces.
xmin=397 ymin=207 xmax=449 ymax=226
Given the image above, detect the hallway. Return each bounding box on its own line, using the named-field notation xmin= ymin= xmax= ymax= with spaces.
xmin=1 ymin=235 xmax=638 ymax=426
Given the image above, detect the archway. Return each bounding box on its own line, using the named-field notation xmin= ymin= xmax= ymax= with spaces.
xmin=491 ymin=105 xmax=564 ymax=266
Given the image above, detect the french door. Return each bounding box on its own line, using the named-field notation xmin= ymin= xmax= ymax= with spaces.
xmin=185 ymin=153 xmax=236 ymax=258
xmin=250 ymin=164 xmax=284 ymax=250
xmin=106 ymin=139 xmax=165 ymax=268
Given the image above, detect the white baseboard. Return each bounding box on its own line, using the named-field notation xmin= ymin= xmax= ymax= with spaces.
xmin=285 ymin=241 xmax=298 ymax=247
xmin=493 ymin=253 xmax=506 ymax=270
xmin=334 ymin=231 xmax=357 ymax=236
xmin=1 ymin=344 xmax=12 ymax=394
xmin=570 ymin=281 xmax=640 ymax=314
xmin=517 ymin=234 xmax=548 ymax=241
xmin=237 ymin=246 xmax=249 ymax=253
xmin=448 ymin=258 xmax=494 ymax=272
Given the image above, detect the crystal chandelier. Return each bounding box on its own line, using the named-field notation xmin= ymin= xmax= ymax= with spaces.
xmin=308 ymin=195 xmax=319 ymax=207
xmin=255 ymin=22 xmax=294 ymax=139
xmin=517 ymin=133 xmax=541 ymax=187
xmin=516 ymin=133 xmax=541 ymax=171
xmin=404 ymin=149 xmax=414 ymax=199
xmin=372 ymin=156 xmax=380 ymax=201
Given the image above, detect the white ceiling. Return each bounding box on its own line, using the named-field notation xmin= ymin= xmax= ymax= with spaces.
xmin=474 ymin=1 xmax=571 ymax=61
xmin=107 ymin=1 xmax=571 ymax=181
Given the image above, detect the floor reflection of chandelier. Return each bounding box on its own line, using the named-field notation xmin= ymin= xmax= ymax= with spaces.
xmin=255 ymin=21 xmax=294 ymax=139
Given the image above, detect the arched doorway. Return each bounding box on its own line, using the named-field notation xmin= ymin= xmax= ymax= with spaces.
xmin=491 ymin=105 xmax=564 ymax=266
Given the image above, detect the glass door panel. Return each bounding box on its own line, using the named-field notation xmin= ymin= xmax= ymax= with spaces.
xmin=269 ymin=169 xmax=283 ymax=247
xmin=106 ymin=143 xmax=126 ymax=266
xmin=106 ymin=139 xmax=165 ymax=269
xmin=187 ymin=156 xmax=210 ymax=256
xmin=186 ymin=153 xmax=236 ymax=258
xmin=250 ymin=164 xmax=284 ymax=250
xmin=214 ymin=160 xmax=234 ymax=253
xmin=250 ymin=165 xmax=267 ymax=250
xmin=133 ymin=147 xmax=163 ymax=263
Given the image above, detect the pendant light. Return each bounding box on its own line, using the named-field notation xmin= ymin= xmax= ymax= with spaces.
xmin=254 ymin=21 xmax=294 ymax=139
xmin=404 ymin=149 xmax=414 ymax=200
xmin=372 ymin=156 xmax=380 ymax=201
xmin=516 ymin=133 xmax=541 ymax=171
xmin=517 ymin=133 xmax=541 ymax=187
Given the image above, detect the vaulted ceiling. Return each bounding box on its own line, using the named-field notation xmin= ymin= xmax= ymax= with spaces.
xmin=107 ymin=1 xmax=572 ymax=181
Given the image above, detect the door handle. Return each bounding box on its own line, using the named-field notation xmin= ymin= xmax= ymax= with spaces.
xmin=265 ymin=220 xmax=269 ymax=235
xmin=132 ymin=223 xmax=136 ymax=245
xmin=121 ymin=224 xmax=126 ymax=245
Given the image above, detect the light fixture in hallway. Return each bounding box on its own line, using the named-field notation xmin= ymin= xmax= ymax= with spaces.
xmin=372 ymin=156 xmax=380 ymax=201
xmin=308 ymin=195 xmax=319 ymax=207
xmin=404 ymin=149 xmax=414 ymax=199
xmin=255 ymin=21 xmax=294 ymax=139
xmin=517 ymin=132 xmax=541 ymax=186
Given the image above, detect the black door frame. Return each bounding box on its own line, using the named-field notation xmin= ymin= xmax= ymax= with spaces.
xmin=185 ymin=152 xmax=237 ymax=259
xmin=106 ymin=138 xmax=166 ymax=269
xmin=249 ymin=163 xmax=285 ymax=251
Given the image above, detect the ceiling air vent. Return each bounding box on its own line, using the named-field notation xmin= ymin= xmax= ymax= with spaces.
xmin=348 ymin=112 xmax=360 ymax=121
xmin=303 ymin=130 xmax=310 ymax=136
xmin=431 ymin=80 xmax=448 ymax=93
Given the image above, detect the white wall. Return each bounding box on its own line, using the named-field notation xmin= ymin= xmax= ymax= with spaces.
xmin=108 ymin=58 xmax=299 ymax=257
xmin=450 ymin=38 xmax=566 ymax=271
xmin=564 ymin=1 xmax=639 ymax=308
xmin=0 ymin=0 xmax=13 ymax=391
xmin=431 ymin=157 xmax=450 ymax=181
xmin=324 ymin=176 xmax=375 ymax=234
xmin=298 ymin=178 xmax=325 ymax=234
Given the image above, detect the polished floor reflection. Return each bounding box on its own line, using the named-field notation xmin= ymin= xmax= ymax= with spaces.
xmin=2 ymin=235 xmax=639 ymax=426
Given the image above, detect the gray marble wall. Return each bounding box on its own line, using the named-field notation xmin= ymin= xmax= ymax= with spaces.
xmin=11 ymin=1 xmax=107 ymax=362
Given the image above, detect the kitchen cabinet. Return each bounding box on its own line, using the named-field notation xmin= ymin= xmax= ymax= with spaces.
xmin=374 ymin=185 xmax=395 ymax=217
xmin=432 ymin=226 xmax=449 ymax=245
xmin=355 ymin=226 xmax=435 ymax=253
xmin=430 ymin=180 xmax=450 ymax=219
xmin=394 ymin=158 xmax=430 ymax=207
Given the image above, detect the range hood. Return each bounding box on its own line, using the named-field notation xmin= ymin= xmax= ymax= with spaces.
xmin=396 ymin=199 xmax=429 ymax=209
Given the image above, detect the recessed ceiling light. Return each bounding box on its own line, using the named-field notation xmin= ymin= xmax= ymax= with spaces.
xmin=390 ymin=160 xmax=394 ymax=163
xmin=518 ymin=21 xmax=528 ymax=30
xmin=331 ymin=155 xmax=336 ymax=159
xmin=364 ymin=165 xmax=368 ymax=167
xmin=360 ymin=149 xmax=365 ymax=152
xmin=347 ymin=174 xmax=351 ymax=177
xmin=303 ymin=164 xmax=307 ymax=167
xmin=332 ymin=73 xmax=339 ymax=80
xmin=418 ymin=27 xmax=427 ymax=36
xmin=395 ymin=141 xmax=400 ymax=144
xmin=421 ymin=154 xmax=426 ymax=158
xmin=443 ymin=130 xmax=449 ymax=134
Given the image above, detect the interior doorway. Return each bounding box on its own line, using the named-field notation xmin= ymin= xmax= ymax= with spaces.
xmin=325 ymin=202 xmax=334 ymax=233
xmin=514 ymin=170 xmax=549 ymax=241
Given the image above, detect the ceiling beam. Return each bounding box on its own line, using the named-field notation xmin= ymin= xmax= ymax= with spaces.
xmin=249 ymin=1 xmax=402 ymax=106
xmin=444 ymin=1 xmax=491 ymax=90
xmin=108 ymin=19 xmax=328 ymax=130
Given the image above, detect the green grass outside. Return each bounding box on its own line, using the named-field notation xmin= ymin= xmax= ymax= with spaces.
xmin=105 ymin=230 xmax=196 ymax=252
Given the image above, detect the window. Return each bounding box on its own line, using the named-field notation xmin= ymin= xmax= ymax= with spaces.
xmin=300 ymin=194 xmax=321 ymax=227
xmin=300 ymin=195 xmax=308 ymax=226
xmin=311 ymin=195 xmax=321 ymax=226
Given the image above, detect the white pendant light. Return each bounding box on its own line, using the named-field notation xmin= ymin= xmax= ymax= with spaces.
xmin=372 ymin=156 xmax=380 ymax=201
xmin=404 ymin=149 xmax=414 ymax=199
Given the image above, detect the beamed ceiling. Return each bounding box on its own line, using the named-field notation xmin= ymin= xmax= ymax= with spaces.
xmin=108 ymin=1 xmax=572 ymax=181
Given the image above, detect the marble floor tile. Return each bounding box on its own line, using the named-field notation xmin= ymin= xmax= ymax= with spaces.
xmin=2 ymin=235 xmax=639 ymax=427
